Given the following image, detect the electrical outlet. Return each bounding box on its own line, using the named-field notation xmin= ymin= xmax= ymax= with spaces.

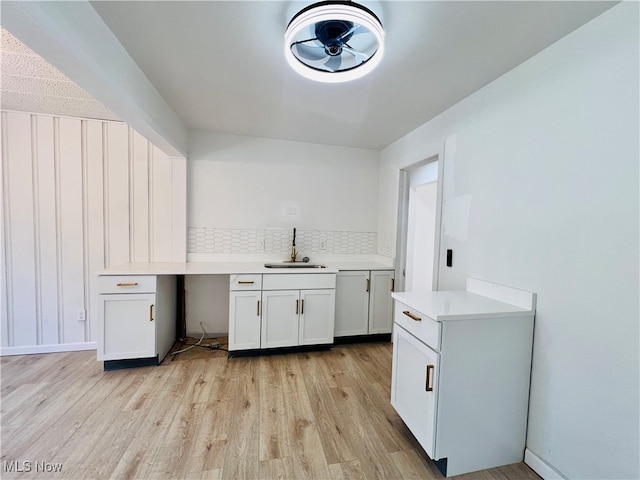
xmin=319 ymin=240 xmax=326 ymax=251
xmin=257 ymin=238 xmax=265 ymax=251
xmin=77 ymin=309 xmax=86 ymax=321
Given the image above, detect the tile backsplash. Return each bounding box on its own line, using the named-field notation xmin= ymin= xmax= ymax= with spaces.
xmin=188 ymin=227 xmax=377 ymax=255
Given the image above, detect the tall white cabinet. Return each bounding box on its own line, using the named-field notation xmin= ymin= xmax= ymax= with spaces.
xmin=391 ymin=280 xmax=536 ymax=477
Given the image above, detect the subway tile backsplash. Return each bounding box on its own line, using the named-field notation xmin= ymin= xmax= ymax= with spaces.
xmin=188 ymin=227 xmax=377 ymax=255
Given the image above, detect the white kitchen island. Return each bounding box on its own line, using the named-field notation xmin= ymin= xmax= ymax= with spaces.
xmin=391 ymin=278 xmax=536 ymax=477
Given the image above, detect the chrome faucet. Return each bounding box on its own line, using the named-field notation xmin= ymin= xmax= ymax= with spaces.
xmin=290 ymin=227 xmax=297 ymax=262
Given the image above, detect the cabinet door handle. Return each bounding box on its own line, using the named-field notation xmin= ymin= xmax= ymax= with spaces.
xmin=403 ymin=310 xmax=421 ymax=322
xmin=296 ymin=299 xmax=299 ymax=315
xmin=425 ymin=364 xmax=434 ymax=391
xmin=238 ymin=281 xmax=254 ymax=285
xmin=391 ymin=278 xmax=395 ymax=292
xmin=257 ymin=300 xmax=261 ymax=316
xmin=116 ymin=282 xmax=138 ymax=287
xmin=366 ymin=279 xmax=370 ymax=292
xmin=149 ymin=304 xmax=155 ymax=322
xmin=301 ymin=299 xmax=304 ymax=314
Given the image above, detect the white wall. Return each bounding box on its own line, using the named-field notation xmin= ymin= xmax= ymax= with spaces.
xmin=379 ymin=4 xmax=638 ymax=479
xmin=184 ymin=131 xmax=380 ymax=335
xmin=1 ymin=111 xmax=186 ymax=354
xmin=406 ymin=181 xmax=438 ymax=293
xmin=187 ymin=131 xmax=380 ymax=259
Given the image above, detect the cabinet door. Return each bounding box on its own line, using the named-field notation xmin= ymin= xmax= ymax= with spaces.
xmin=334 ymin=271 xmax=370 ymax=337
xmin=299 ymin=289 xmax=335 ymax=345
xmin=229 ymin=291 xmax=262 ymax=350
xmin=369 ymin=270 xmax=394 ymax=334
xmin=98 ymin=293 xmax=156 ymax=361
xmin=261 ymin=290 xmax=299 ymax=348
xmin=391 ymin=324 xmax=439 ymax=458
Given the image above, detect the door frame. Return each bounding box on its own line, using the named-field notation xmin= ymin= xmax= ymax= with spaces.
xmin=394 ymin=144 xmax=445 ymax=293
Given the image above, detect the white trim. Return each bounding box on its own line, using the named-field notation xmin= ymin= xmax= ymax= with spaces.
xmin=524 ymin=448 xmax=567 ymax=480
xmin=0 ymin=342 xmax=97 ymax=356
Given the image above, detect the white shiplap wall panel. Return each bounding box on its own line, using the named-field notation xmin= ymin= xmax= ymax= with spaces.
xmin=150 ymin=146 xmax=173 ymax=262
xmin=132 ymin=130 xmax=149 ymax=262
xmin=1 ymin=111 xmax=186 ymax=352
xmin=4 ymin=112 xmax=38 ymax=347
xmin=34 ymin=115 xmax=59 ymax=345
xmin=58 ymin=117 xmax=85 ymax=344
xmin=86 ymin=121 xmax=105 ymax=343
xmin=105 ymin=122 xmax=130 ymax=268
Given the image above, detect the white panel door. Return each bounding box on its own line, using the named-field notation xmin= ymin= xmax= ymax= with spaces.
xmin=299 ymin=289 xmax=335 ymax=345
xmin=261 ymin=290 xmax=298 ymax=348
xmin=99 ymin=293 xmax=156 ymax=361
xmin=369 ymin=270 xmax=394 ymax=334
xmin=334 ymin=271 xmax=369 ymax=336
xmin=391 ymin=325 xmax=439 ymax=458
xmin=229 ymin=291 xmax=262 ymax=350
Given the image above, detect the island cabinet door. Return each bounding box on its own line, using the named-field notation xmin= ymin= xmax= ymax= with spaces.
xmin=98 ymin=293 xmax=156 ymax=361
xmin=391 ymin=324 xmax=440 ymax=459
xmin=261 ymin=290 xmax=299 ymax=348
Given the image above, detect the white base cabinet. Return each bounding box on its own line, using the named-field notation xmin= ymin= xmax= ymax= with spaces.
xmin=228 ymin=274 xmax=263 ymax=351
xmin=391 ymin=286 xmax=535 ymax=477
xmin=229 ymin=273 xmax=336 ymax=351
xmin=97 ymin=275 xmax=176 ymax=364
xmin=334 ymin=269 xmax=394 ymax=337
xmin=262 ymin=274 xmax=336 ymax=349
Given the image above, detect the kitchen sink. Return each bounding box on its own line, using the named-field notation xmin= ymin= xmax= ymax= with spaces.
xmin=264 ymin=263 xmax=327 ymax=269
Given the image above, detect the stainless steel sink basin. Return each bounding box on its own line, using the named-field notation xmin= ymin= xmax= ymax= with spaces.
xmin=264 ymin=263 xmax=326 ymax=269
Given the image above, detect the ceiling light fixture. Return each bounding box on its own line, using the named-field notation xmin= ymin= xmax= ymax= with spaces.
xmin=284 ymin=0 xmax=384 ymax=83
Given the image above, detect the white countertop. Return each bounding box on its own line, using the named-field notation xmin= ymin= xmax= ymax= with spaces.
xmin=392 ymin=290 xmax=533 ymax=321
xmin=97 ymin=261 xmax=394 ymax=276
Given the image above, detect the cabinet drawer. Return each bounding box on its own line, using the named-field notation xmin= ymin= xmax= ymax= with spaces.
xmin=394 ymin=302 xmax=440 ymax=350
xmin=263 ymin=273 xmax=336 ymax=290
xmin=98 ymin=275 xmax=156 ymax=294
xmin=230 ymin=274 xmax=262 ymax=290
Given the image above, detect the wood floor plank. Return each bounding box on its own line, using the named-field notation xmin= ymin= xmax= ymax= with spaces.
xmin=0 ymin=343 xmax=541 ymax=480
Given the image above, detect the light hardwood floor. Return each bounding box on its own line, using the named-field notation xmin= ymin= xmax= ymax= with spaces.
xmin=1 ymin=341 xmax=541 ymax=479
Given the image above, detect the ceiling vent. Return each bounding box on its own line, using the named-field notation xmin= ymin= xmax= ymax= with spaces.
xmin=284 ymin=1 xmax=384 ymax=83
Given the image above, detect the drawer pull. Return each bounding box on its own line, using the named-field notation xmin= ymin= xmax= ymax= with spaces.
xmin=238 ymin=281 xmax=255 ymax=285
xmin=403 ymin=310 xmax=421 ymax=322
xmin=149 ymin=304 xmax=155 ymax=322
xmin=425 ymin=364 xmax=434 ymax=391
xmin=116 ymin=282 xmax=138 ymax=287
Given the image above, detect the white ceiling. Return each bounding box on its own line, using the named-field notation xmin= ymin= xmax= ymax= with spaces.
xmin=3 ymin=1 xmax=617 ymax=151
xmin=0 ymin=28 xmax=119 ymax=122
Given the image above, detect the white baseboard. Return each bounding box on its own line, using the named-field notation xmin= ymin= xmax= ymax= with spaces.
xmin=525 ymin=448 xmax=566 ymax=480
xmin=0 ymin=342 xmax=97 ymax=356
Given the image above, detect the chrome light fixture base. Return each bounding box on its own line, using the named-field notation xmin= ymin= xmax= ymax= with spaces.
xmin=285 ymin=1 xmax=384 ymax=83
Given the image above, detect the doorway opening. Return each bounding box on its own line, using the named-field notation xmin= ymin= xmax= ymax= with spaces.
xmin=395 ymin=154 xmax=443 ymax=293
